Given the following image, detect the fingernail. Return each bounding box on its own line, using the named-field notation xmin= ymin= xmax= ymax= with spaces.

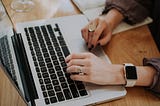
xmin=91 ymin=45 xmax=94 ymax=48
xmin=88 ymin=45 xmax=94 ymax=51
xmin=88 ymin=47 xmax=92 ymax=51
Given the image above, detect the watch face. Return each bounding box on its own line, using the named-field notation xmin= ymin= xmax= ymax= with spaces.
xmin=126 ymin=66 xmax=137 ymax=79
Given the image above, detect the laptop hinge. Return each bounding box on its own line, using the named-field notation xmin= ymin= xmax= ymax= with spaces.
xmin=11 ymin=32 xmax=38 ymax=106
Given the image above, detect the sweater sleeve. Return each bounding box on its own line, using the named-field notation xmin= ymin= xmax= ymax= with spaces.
xmin=143 ymin=58 xmax=160 ymax=97
xmin=102 ymin=0 xmax=152 ymax=24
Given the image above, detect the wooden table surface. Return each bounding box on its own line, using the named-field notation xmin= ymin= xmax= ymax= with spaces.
xmin=0 ymin=0 xmax=160 ymax=106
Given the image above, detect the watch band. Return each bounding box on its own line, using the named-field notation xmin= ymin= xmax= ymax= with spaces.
xmin=123 ymin=63 xmax=137 ymax=87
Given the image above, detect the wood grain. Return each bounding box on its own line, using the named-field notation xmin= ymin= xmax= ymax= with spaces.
xmin=0 ymin=66 xmax=27 ymax=106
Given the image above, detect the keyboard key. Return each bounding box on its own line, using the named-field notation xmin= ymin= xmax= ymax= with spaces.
xmin=69 ymin=84 xmax=79 ymax=98
xmin=45 ymin=98 xmax=50 ymax=104
xmin=50 ymin=74 xmax=57 ymax=80
xmin=55 ymin=66 xmax=61 ymax=71
xmin=47 ymin=63 xmax=53 ymax=68
xmin=36 ymin=67 xmax=40 ymax=72
xmin=39 ymin=79 xmax=44 ymax=84
xmin=28 ymin=27 xmax=34 ymax=34
xmin=41 ymin=67 xmax=47 ymax=72
xmin=39 ymin=62 xmax=45 ymax=67
xmin=79 ymin=90 xmax=88 ymax=96
xmin=55 ymin=47 xmax=61 ymax=52
xmin=48 ymin=90 xmax=55 ymax=97
xmin=52 ymin=80 xmax=59 ymax=85
xmin=44 ymin=78 xmax=51 ymax=84
xmin=42 ymin=72 xmax=49 ymax=78
xmin=45 ymin=58 xmax=51 ymax=63
xmin=43 ymin=91 xmax=48 ymax=97
xmin=53 ymin=61 xmax=59 ymax=66
xmin=51 ymin=55 xmax=57 ymax=60
xmin=57 ymin=71 xmax=63 ymax=77
xmin=59 ymin=77 xmax=65 ymax=82
xmin=62 ymin=46 xmax=70 ymax=57
xmin=61 ymin=82 xmax=68 ymax=89
xmin=54 ymin=86 xmax=61 ymax=92
xmin=50 ymin=96 xmax=57 ymax=103
xmin=56 ymin=92 xmax=65 ymax=102
xmin=37 ymin=73 xmax=42 ymax=78
xmin=41 ymin=85 xmax=46 ymax=91
xmin=63 ymin=89 xmax=72 ymax=100
xmin=46 ymin=84 xmax=53 ymax=90
xmin=75 ymin=81 xmax=85 ymax=90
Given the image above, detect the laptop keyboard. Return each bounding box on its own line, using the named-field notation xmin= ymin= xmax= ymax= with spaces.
xmin=24 ymin=24 xmax=88 ymax=105
xmin=0 ymin=36 xmax=17 ymax=82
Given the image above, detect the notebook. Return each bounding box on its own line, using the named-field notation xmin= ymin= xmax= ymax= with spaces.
xmin=0 ymin=14 xmax=126 ymax=106
xmin=72 ymin=0 xmax=153 ymax=34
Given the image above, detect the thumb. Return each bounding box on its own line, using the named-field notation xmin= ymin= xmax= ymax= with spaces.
xmin=98 ymin=32 xmax=112 ymax=46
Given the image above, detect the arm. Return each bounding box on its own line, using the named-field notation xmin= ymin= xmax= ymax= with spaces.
xmin=81 ymin=0 xmax=152 ymax=49
xmin=102 ymin=0 xmax=152 ymax=24
xmin=143 ymin=58 xmax=160 ymax=97
xmin=65 ymin=53 xmax=160 ymax=97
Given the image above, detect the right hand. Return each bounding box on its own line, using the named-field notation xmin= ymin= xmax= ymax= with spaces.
xmin=81 ymin=9 xmax=124 ymax=50
xmin=81 ymin=15 xmax=112 ymax=50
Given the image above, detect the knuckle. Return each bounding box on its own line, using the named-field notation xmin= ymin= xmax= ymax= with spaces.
xmin=70 ymin=53 xmax=76 ymax=58
xmin=73 ymin=66 xmax=77 ymax=70
xmin=81 ymin=28 xmax=85 ymax=33
xmin=71 ymin=75 xmax=78 ymax=81
xmin=85 ymin=59 xmax=91 ymax=66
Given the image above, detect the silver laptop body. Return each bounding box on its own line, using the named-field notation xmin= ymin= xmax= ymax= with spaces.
xmin=0 ymin=14 xmax=126 ymax=106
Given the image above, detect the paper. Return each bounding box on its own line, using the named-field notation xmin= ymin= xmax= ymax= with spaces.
xmin=72 ymin=0 xmax=105 ymax=11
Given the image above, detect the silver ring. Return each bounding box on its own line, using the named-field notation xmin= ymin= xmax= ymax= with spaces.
xmin=77 ymin=67 xmax=84 ymax=75
xmin=88 ymin=23 xmax=96 ymax=32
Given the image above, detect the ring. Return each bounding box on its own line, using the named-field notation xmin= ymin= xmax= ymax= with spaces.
xmin=88 ymin=23 xmax=97 ymax=32
xmin=77 ymin=67 xmax=84 ymax=75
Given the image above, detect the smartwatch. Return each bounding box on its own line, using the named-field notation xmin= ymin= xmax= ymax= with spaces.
xmin=123 ymin=63 xmax=137 ymax=87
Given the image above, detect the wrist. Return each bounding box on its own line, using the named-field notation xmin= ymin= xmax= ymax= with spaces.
xmin=103 ymin=9 xmax=124 ymax=31
xmin=112 ymin=64 xmax=126 ymax=85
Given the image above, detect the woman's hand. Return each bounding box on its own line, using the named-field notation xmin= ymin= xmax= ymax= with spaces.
xmin=81 ymin=16 xmax=112 ymax=50
xmin=81 ymin=9 xmax=124 ymax=50
xmin=65 ymin=53 xmax=125 ymax=85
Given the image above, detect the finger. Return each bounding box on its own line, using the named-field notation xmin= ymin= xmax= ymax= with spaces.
xmin=67 ymin=59 xmax=87 ymax=67
xmin=67 ymin=65 xmax=89 ymax=74
xmin=91 ymin=23 xmax=104 ymax=47
xmin=81 ymin=25 xmax=89 ymax=43
xmin=81 ymin=20 xmax=95 ymax=44
xmin=98 ymin=32 xmax=112 ymax=46
xmin=87 ymin=31 xmax=93 ymax=49
xmin=65 ymin=53 xmax=88 ymax=62
xmin=70 ymin=74 xmax=89 ymax=82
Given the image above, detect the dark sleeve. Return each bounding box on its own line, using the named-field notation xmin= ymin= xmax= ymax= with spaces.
xmin=102 ymin=0 xmax=152 ymax=24
xmin=143 ymin=58 xmax=160 ymax=97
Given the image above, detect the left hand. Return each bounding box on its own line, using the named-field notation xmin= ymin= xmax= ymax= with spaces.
xmin=65 ymin=53 xmax=125 ymax=85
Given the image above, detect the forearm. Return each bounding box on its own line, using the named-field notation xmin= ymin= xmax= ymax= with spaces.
xmin=136 ymin=66 xmax=156 ymax=86
xmin=102 ymin=0 xmax=151 ymax=24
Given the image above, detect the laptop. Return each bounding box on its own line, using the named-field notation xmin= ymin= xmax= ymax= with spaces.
xmin=0 ymin=14 xmax=126 ymax=106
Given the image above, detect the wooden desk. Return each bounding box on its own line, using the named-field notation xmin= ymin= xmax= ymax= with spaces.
xmin=1 ymin=0 xmax=160 ymax=106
